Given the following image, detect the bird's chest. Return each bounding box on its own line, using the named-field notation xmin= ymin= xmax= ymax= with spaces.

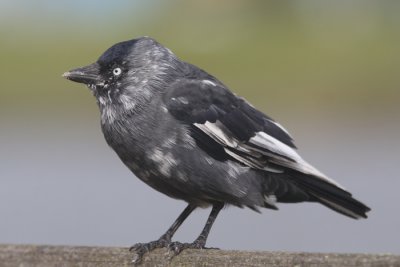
xmin=105 ymin=126 xmax=199 ymax=200
xmin=100 ymin=109 xmax=192 ymax=184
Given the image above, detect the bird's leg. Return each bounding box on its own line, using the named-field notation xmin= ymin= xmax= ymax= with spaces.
xmin=130 ymin=204 xmax=196 ymax=263
xmin=168 ymin=203 xmax=223 ymax=256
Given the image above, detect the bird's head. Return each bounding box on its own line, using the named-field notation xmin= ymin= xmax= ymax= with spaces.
xmin=63 ymin=36 xmax=178 ymax=115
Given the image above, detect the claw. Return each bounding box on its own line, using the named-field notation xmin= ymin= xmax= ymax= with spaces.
xmin=129 ymin=238 xmax=170 ymax=264
xmin=129 ymin=204 xmax=222 ymax=264
xmin=167 ymin=240 xmax=218 ymax=259
xmin=131 ymin=253 xmax=141 ymax=264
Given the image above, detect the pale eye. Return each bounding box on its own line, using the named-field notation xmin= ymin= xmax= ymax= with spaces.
xmin=113 ymin=67 xmax=122 ymax=76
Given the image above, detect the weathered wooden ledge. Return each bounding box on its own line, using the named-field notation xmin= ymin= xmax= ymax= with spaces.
xmin=0 ymin=244 xmax=399 ymax=267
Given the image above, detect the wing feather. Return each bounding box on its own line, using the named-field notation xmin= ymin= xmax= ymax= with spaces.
xmin=164 ymin=78 xmax=344 ymax=189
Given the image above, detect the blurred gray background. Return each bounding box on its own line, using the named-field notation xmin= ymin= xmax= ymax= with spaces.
xmin=1 ymin=0 xmax=399 ymax=254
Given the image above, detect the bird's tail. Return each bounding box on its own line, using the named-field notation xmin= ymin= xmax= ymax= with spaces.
xmin=294 ymin=173 xmax=371 ymax=219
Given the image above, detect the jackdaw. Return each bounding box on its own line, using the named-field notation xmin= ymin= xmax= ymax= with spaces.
xmin=63 ymin=36 xmax=370 ymax=263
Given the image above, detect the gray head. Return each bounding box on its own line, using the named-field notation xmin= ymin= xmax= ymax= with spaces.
xmin=63 ymin=37 xmax=179 ymax=115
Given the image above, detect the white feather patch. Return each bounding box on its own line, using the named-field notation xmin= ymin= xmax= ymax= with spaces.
xmin=250 ymin=132 xmax=301 ymax=161
xmin=250 ymin=131 xmax=345 ymax=189
xmin=224 ymin=148 xmax=283 ymax=173
xmin=202 ymin=80 xmax=217 ymax=86
xmin=119 ymin=94 xmax=136 ymax=110
xmin=100 ymin=105 xmax=117 ymax=124
xmin=194 ymin=121 xmax=238 ymax=148
xmin=148 ymin=148 xmax=178 ymax=176
xmin=264 ymin=194 xmax=277 ymax=207
xmin=195 ymin=120 xmax=344 ymax=190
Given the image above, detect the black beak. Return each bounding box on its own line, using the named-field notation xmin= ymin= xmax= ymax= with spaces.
xmin=62 ymin=63 xmax=102 ymax=85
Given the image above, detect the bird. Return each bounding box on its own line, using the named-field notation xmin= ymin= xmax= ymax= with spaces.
xmin=63 ymin=36 xmax=370 ymax=263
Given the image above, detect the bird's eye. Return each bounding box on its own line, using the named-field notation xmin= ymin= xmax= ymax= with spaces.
xmin=113 ymin=67 xmax=122 ymax=76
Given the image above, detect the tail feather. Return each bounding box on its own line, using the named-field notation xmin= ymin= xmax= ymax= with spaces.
xmin=293 ymin=173 xmax=371 ymax=219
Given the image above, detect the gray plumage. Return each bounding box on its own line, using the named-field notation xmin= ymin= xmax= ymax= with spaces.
xmin=63 ymin=36 xmax=370 ymax=262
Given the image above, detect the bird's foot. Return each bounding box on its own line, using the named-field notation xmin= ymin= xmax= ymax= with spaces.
xmin=168 ymin=239 xmax=219 ymax=258
xmin=129 ymin=236 xmax=170 ymax=264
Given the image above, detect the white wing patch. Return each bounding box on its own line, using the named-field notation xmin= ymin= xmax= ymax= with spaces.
xmin=264 ymin=194 xmax=277 ymax=207
xmin=202 ymin=80 xmax=217 ymax=86
xmin=250 ymin=131 xmax=345 ymax=189
xmin=194 ymin=121 xmax=238 ymax=148
xmin=194 ymin=121 xmax=345 ymax=190
xmin=250 ymin=132 xmax=301 ymax=161
xmin=224 ymin=148 xmax=283 ymax=173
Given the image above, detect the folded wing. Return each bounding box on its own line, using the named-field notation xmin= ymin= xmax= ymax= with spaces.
xmin=164 ymin=78 xmax=370 ymax=218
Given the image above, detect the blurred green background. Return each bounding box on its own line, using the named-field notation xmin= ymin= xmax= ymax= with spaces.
xmin=1 ymin=0 xmax=399 ymax=253
xmin=1 ymin=0 xmax=399 ymax=117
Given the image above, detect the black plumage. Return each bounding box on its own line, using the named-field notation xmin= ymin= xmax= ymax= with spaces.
xmin=63 ymin=37 xmax=370 ymax=263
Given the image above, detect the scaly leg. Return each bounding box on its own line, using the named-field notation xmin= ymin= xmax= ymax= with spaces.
xmin=169 ymin=203 xmax=223 ymax=256
xmin=130 ymin=204 xmax=196 ymax=263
